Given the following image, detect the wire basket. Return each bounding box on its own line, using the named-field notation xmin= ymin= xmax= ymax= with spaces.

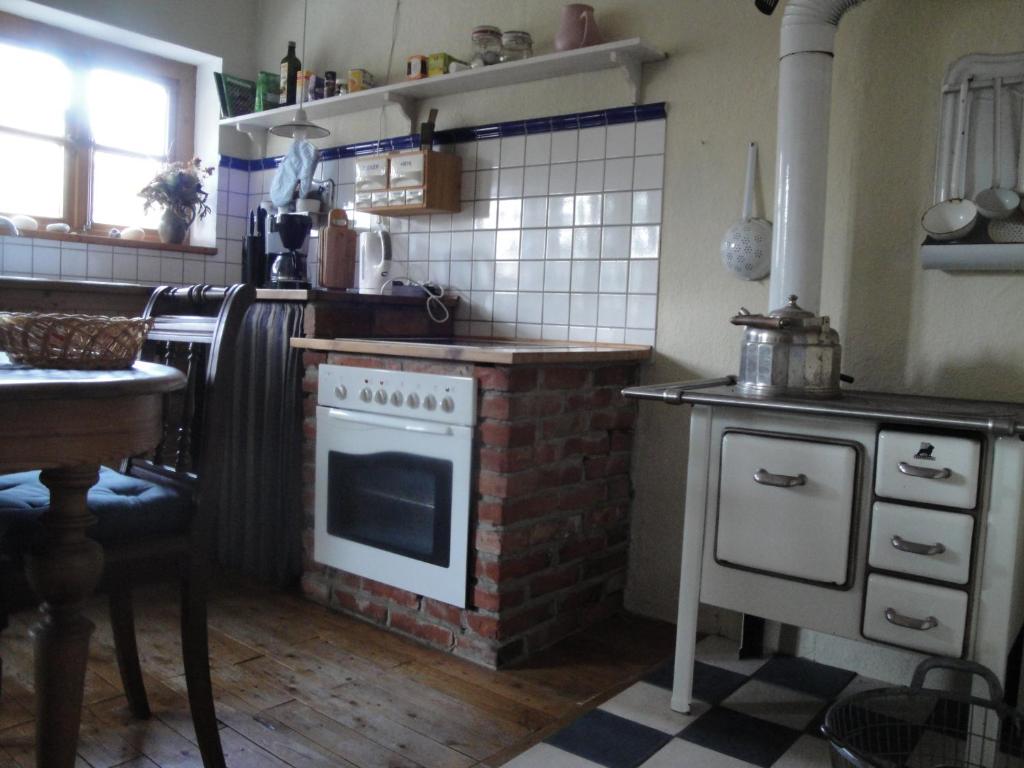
xmin=0 ymin=313 xmax=153 ymax=370
xmin=823 ymin=658 xmax=1024 ymax=768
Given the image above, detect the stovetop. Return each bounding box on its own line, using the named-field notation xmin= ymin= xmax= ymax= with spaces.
xmin=622 ymin=377 xmax=1024 ymax=436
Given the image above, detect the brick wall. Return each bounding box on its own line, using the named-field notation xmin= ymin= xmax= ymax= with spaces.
xmin=299 ymin=350 xmax=641 ymax=668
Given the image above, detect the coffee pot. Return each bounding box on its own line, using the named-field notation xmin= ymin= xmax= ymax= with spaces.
xmin=269 ymin=213 xmax=312 ymax=288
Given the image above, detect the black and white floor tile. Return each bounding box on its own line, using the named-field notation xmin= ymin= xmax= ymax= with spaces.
xmin=503 ymin=636 xmax=884 ymax=768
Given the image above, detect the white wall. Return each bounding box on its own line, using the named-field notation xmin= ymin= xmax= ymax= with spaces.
xmin=26 ymin=0 xmax=257 ymax=74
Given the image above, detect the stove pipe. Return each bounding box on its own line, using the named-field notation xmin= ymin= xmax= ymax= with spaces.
xmin=769 ymin=0 xmax=865 ymax=313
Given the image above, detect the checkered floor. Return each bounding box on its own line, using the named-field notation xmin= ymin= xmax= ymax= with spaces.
xmin=503 ymin=636 xmax=877 ymax=768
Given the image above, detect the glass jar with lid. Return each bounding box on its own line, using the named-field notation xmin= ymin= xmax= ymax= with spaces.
xmin=471 ymin=25 xmax=503 ymax=67
xmin=500 ymin=31 xmax=533 ymax=62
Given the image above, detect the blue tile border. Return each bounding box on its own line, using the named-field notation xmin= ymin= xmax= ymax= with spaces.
xmin=221 ymin=102 xmax=666 ymax=171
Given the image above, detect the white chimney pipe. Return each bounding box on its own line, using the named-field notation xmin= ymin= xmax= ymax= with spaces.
xmin=769 ymin=0 xmax=865 ymax=313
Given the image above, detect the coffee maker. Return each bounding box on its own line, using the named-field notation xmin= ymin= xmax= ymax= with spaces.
xmin=269 ymin=213 xmax=312 ymax=288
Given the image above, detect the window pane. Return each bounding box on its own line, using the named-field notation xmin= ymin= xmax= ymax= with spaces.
xmin=88 ymin=69 xmax=169 ymax=156
xmin=92 ymin=151 xmax=163 ymax=228
xmin=0 ymin=134 xmax=64 ymax=218
xmin=0 ymin=44 xmax=71 ymax=137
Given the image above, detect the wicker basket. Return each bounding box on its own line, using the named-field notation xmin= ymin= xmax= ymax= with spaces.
xmin=0 ymin=313 xmax=153 ymax=370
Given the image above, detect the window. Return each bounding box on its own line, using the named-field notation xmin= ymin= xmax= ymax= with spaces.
xmin=0 ymin=12 xmax=195 ymax=239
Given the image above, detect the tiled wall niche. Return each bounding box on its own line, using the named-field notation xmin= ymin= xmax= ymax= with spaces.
xmin=1 ymin=104 xmax=665 ymax=344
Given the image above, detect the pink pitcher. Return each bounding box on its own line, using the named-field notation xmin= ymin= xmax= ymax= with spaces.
xmin=554 ymin=4 xmax=603 ymax=51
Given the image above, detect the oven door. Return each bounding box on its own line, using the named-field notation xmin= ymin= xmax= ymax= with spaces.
xmin=314 ymin=405 xmax=473 ymax=607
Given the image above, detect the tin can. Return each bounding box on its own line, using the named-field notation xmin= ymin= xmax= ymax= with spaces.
xmin=406 ymin=55 xmax=428 ymax=80
xmin=347 ymin=68 xmax=375 ymax=92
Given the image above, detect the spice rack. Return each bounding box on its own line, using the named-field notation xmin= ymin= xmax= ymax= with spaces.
xmin=354 ymin=150 xmax=461 ymax=216
xmin=220 ymin=38 xmax=665 ymax=136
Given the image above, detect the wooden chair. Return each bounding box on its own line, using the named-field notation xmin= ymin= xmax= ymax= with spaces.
xmin=0 ymin=283 xmax=255 ymax=768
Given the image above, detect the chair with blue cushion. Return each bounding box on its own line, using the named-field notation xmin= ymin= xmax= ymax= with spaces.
xmin=0 ymin=283 xmax=254 ymax=768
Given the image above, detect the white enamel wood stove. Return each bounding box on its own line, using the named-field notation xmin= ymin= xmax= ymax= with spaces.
xmin=624 ymin=381 xmax=1024 ymax=714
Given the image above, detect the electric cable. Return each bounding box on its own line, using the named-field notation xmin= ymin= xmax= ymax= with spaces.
xmin=379 ymin=277 xmax=450 ymax=324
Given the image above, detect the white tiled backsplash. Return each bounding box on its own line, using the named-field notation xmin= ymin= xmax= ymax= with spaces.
xmin=0 ymin=165 xmax=246 ymax=287
xmin=249 ymin=118 xmax=666 ymax=344
xmin=2 ymin=112 xmax=664 ymax=344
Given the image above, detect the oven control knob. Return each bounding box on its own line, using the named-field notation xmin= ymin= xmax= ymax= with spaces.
xmin=441 ymin=396 xmax=455 ymax=413
xmin=375 ymin=389 xmax=388 ymax=404
xmin=334 ymin=385 xmax=347 ymax=400
xmin=390 ymin=391 xmax=404 ymax=406
xmin=360 ymin=387 xmax=373 ymax=402
xmin=423 ymin=394 xmax=437 ymax=411
xmin=406 ymin=393 xmax=420 ymax=409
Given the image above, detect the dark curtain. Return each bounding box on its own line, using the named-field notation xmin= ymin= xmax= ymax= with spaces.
xmin=217 ymin=300 xmax=304 ymax=587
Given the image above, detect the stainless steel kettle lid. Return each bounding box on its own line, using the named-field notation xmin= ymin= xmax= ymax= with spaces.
xmin=731 ymin=295 xmax=829 ymax=331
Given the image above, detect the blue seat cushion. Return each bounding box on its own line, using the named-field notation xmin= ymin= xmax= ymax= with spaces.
xmin=0 ymin=467 xmax=190 ymax=545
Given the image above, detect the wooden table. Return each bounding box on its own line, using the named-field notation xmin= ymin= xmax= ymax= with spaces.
xmin=0 ymin=357 xmax=185 ymax=768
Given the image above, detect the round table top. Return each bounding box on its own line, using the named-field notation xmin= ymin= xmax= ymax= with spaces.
xmin=0 ymin=354 xmax=186 ymax=401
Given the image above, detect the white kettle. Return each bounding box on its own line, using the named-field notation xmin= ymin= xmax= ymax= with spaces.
xmin=356 ymin=227 xmax=392 ymax=292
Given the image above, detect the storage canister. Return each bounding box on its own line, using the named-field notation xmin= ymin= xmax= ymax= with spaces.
xmin=500 ymin=31 xmax=533 ymax=61
xmin=471 ymin=25 xmax=502 ymax=67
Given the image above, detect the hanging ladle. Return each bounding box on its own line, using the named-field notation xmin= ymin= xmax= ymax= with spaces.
xmin=974 ymin=77 xmax=1020 ymax=219
xmin=922 ymin=79 xmax=978 ymax=241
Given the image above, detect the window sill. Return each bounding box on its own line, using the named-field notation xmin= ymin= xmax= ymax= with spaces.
xmin=8 ymin=228 xmax=217 ymax=256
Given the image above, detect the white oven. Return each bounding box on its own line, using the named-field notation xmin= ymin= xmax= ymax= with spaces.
xmin=314 ymin=364 xmax=476 ymax=607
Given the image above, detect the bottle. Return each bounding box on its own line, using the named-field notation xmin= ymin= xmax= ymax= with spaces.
xmin=280 ymin=41 xmax=301 ymax=106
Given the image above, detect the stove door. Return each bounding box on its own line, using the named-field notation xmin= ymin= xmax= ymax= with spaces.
xmin=715 ymin=431 xmax=858 ymax=586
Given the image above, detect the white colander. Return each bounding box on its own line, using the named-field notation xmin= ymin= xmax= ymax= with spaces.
xmin=721 ymin=142 xmax=772 ymax=280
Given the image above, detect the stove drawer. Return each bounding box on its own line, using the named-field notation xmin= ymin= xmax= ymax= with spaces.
xmin=863 ymin=574 xmax=967 ymax=656
xmin=715 ymin=432 xmax=857 ymax=586
xmin=875 ymin=431 xmax=981 ymax=509
xmin=868 ymin=502 xmax=973 ymax=584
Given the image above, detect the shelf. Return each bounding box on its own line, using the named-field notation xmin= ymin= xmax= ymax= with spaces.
xmin=220 ymin=38 xmax=665 ymax=135
xmin=920 ymin=241 xmax=1024 ymax=271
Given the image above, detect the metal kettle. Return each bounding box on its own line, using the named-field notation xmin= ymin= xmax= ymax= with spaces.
xmin=356 ymin=228 xmax=392 ymax=293
xmin=730 ymin=294 xmax=843 ymax=399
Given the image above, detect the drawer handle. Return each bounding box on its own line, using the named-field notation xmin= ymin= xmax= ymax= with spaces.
xmin=891 ymin=535 xmax=946 ymax=556
xmin=753 ymin=468 xmax=807 ymax=488
xmin=885 ymin=607 xmax=938 ymax=631
xmin=898 ymin=461 xmax=952 ymax=480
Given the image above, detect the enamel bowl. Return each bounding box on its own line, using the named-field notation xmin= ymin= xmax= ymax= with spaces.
xmin=922 ymin=198 xmax=978 ymax=241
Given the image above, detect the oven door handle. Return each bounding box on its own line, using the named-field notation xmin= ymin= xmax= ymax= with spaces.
xmin=753 ymin=468 xmax=807 ymax=488
xmin=327 ymin=408 xmax=454 ymax=436
xmin=897 ymin=461 xmax=952 ymax=480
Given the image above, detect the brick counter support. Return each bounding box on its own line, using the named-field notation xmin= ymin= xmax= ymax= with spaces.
xmin=300 ymin=351 xmax=641 ymax=668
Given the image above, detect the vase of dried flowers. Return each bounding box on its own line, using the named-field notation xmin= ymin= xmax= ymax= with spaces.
xmin=140 ymin=158 xmax=214 ymax=244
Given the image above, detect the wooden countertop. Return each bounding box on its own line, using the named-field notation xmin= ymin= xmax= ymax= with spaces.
xmin=291 ymin=336 xmax=652 ymax=365
xmin=256 ymin=287 xmax=461 ymax=305
xmin=0 ymin=276 xmax=154 ymax=297
xmin=0 ymin=278 xmax=457 ymax=307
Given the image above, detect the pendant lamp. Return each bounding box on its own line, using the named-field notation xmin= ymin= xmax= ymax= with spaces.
xmin=270 ymin=0 xmax=329 ymax=140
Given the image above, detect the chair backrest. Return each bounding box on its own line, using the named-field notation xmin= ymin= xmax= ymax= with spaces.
xmin=133 ymin=284 xmax=255 ymax=483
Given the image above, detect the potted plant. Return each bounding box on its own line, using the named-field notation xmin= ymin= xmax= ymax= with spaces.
xmin=139 ymin=158 xmax=214 ymax=244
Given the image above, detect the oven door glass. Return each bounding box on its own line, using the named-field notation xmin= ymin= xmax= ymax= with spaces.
xmin=327 ymin=451 xmax=452 ymax=566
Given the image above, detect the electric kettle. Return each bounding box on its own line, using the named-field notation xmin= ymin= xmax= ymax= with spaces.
xmin=356 ymin=228 xmax=392 ymax=292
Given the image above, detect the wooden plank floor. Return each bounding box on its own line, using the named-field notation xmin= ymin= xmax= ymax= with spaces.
xmin=0 ymin=581 xmax=674 ymax=768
